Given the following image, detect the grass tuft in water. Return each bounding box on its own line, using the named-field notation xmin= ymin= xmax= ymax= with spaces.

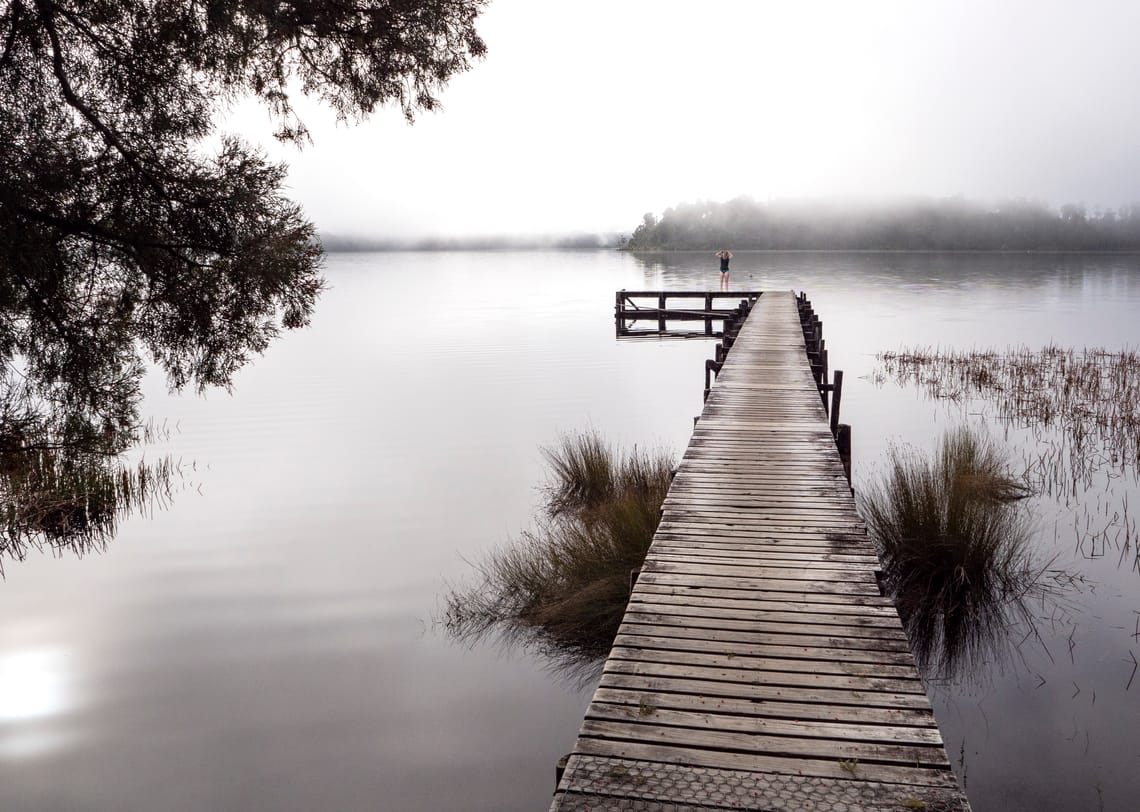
xmin=443 ymin=431 xmax=674 ymax=677
xmin=876 ymin=345 xmax=1140 ymax=497
xmin=859 ymin=425 xmax=1048 ymax=678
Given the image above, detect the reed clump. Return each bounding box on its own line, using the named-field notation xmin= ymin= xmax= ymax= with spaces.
xmin=444 ymin=431 xmax=674 ymax=672
xmin=877 ymin=345 xmax=1140 ymax=496
xmin=877 ymin=344 xmax=1140 ymax=571
xmin=859 ymin=425 xmax=1047 ymax=678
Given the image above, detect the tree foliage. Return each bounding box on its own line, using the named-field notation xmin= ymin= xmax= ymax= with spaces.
xmin=0 ymin=0 xmax=486 ymax=560
xmin=1 ymin=0 xmax=485 ymax=448
xmin=624 ymin=196 xmax=1140 ymax=251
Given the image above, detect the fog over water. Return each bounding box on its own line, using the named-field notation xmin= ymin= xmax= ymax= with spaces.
xmin=224 ymin=0 xmax=1140 ymax=240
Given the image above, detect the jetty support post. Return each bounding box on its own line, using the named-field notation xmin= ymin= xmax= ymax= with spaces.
xmin=827 ymin=370 xmax=851 ymax=487
xmin=837 ymin=423 xmax=852 ymax=486
xmin=704 ymin=359 xmax=722 ymax=401
xmin=555 ymin=754 xmax=569 ymax=789
xmin=723 ymin=315 xmax=738 ymax=350
xmin=829 ymin=370 xmax=844 ymax=435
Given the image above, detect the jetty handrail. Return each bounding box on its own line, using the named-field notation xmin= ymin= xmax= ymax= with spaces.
xmin=616 ymin=290 xmax=762 ymax=339
xmin=617 ymin=290 xmax=763 ymax=298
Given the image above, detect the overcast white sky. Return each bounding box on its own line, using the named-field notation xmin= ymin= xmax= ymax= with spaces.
xmin=226 ymin=0 xmax=1140 ymax=239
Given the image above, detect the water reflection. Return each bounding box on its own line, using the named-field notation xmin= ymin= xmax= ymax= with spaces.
xmin=0 ymin=441 xmax=185 ymax=573
xmin=445 ymin=601 xmax=609 ymax=686
xmin=884 ymin=551 xmax=1074 ymax=684
xmin=0 ymin=648 xmax=71 ymax=722
xmin=0 ymin=645 xmax=81 ymax=760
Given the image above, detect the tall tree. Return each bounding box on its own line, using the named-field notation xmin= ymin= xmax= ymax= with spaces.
xmin=0 ymin=0 xmax=486 ymax=560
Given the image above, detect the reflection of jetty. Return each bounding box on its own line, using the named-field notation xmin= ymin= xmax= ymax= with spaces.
xmin=550 ymin=291 xmax=969 ymax=811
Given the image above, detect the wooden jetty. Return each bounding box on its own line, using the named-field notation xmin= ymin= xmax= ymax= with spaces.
xmin=549 ymin=290 xmax=969 ymax=811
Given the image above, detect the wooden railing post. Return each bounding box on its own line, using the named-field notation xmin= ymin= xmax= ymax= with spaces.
xmin=837 ymin=423 xmax=852 ymax=486
xmin=830 ymin=370 xmax=844 ymax=436
xmin=704 ymin=359 xmax=722 ymax=401
xmin=658 ymin=292 xmax=666 ymax=333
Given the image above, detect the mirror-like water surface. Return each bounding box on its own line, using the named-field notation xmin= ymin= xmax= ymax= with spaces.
xmin=1 ymin=250 xmax=1138 ymax=811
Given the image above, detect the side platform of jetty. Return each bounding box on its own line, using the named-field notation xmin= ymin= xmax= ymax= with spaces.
xmin=549 ymin=290 xmax=969 ymax=811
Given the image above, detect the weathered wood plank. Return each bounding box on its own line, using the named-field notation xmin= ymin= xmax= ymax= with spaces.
xmin=646 ymin=553 xmax=878 ymax=573
xmin=642 ymin=560 xmax=881 ymax=587
xmin=622 ymin=603 xmax=905 ymax=639
xmin=617 ymin=622 xmax=911 ymax=654
xmin=636 ymin=570 xmax=887 ymax=598
xmin=614 ymin=632 xmax=912 ymax=665
xmin=610 ymin=639 xmax=917 ymax=676
xmin=574 ymin=737 xmax=959 ymax=788
xmin=628 ymin=586 xmax=897 ymax=614
xmin=651 ymin=528 xmax=874 ymax=544
xmin=599 ymin=670 xmax=936 ymax=714
xmin=623 ymin=599 xmax=901 ymax=628
xmin=605 ymin=648 xmax=924 ymax=694
xmin=650 ymin=530 xmax=873 ymax=547
xmin=657 ymin=520 xmax=866 ymax=536
xmin=647 ymin=544 xmax=878 ymax=562
xmin=590 ymin=686 xmax=940 ymax=732
xmin=619 ymin=613 xmax=913 ymax=653
xmin=582 ymin=708 xmax=950 ymax=766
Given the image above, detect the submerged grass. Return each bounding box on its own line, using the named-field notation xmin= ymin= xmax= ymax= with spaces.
xmin=444 ymin=431 xmax=674 ymax=676
xmin=877 ymin=345 xmax=1140 ymax=496
xmin=859 ymin=425 xmax=1051 ymax=678
xmin=877 ymin=343 xmax=1140 ymax=573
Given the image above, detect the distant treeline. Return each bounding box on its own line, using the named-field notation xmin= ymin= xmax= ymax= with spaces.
xmin=320 ymin=232 xmax=620 ymax=252
xmin=623 ymin=197 xmax=1140 ymax=251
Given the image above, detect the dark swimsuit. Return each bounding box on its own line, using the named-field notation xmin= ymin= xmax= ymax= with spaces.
xmin=719 ymin=255 xmax=730 ymax=272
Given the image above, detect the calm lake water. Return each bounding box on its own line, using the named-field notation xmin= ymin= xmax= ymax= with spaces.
xmin=2 ymin=250 xmax=1139 ymax=811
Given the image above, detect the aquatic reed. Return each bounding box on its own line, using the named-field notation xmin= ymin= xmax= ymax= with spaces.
xmin=443 ymin=431 xmax=674 ymax=674
xmin=878 ymin=345 xmax=1140 ymax=496
xmin=877 ymin=344 xmax=1140 ymax=572
xmin=859 ymin=425 xmax=1049 ymax=678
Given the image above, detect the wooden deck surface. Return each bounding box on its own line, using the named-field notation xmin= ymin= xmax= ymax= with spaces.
xmin=549 ymin=291 xmax=969 ymax=811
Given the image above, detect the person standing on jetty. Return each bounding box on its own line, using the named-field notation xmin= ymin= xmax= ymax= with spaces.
xmin=716 ymin=249 xmax=733 ymax=289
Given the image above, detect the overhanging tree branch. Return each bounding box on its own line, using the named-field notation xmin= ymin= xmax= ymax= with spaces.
xmin=2 ymin=0 xmax=487 ymax=560
xmin=33 ymin=0 xmax=167 ymax=195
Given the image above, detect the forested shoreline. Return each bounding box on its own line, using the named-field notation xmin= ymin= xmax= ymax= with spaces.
xmin=623 ymin=197 xmax=1140 ymax=251
xmin=319 ymin=232 xmax=618 ymax=252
